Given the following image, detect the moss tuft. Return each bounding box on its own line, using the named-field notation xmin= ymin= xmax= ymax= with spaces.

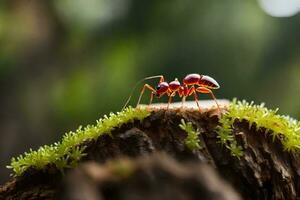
xmin=217 ymin=99 xmax=300 ymax=157
xmin=8 ymin=107 xmax=150 ymax=176
xmin=179 ymin=119 xmax=201 ymax=150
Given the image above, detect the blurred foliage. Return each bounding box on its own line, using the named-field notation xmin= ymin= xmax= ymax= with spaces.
xmin=0 ymin=0 xmax=299 ymax=182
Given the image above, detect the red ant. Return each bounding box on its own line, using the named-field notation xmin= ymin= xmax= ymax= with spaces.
xmin=123 ymin=74 xmax=220 ymax=112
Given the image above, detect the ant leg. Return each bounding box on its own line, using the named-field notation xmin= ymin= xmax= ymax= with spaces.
xmin=192 ymin=91 xmax=201 ymax=112
xmin=178 ymin=87 xmax=185 ymax=108
xmin=193 ymin=90 xmax=201 ymax=112
xmin=167 ymin=92 xmax=176 ymax=110
xmin=181 ymin=96 xmax=186 ymax=108
xmin=187 ymin=86 xmax=201 ymax=112
xmin=209 ymin=91 xmax=221 ymax=112
xmin=137 ymin=84 xmax=156 ymax=107
xmin=196 ymin=87 xmax=221 ymax=112
xmin=149 ymin=92 xmax=154 ymax=105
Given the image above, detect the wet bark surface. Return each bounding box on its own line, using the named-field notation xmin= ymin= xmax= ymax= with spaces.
xmin=1 ymin=108 xmax=300 ymax=199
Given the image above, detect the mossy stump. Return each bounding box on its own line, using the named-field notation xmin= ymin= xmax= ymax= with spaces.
xmin=1 ymin=105 xmax=300 ymax=199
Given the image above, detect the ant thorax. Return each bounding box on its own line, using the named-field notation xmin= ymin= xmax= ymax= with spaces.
xmin=169 ymin=79 xmax=181 ymax=91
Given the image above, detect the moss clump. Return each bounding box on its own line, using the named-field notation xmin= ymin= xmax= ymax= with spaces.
xmin=217 ymin=99 xmax=300 ymax=157
xmin=179 ymin=119 xmax=201 ymax=150
xmin=8 ymin=107 xmax=150 ymax=176
xmin=216 ymin=115 xmax=244 ymax=158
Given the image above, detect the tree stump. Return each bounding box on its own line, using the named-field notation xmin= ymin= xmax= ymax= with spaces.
xmin=1 ymin=102 xmax=299 ymax=199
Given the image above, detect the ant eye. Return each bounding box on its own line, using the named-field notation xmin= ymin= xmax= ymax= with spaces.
xmin=156 ymin=85 xmax=161 ymax=90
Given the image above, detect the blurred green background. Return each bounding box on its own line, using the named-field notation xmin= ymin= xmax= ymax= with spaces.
xmin=0 ymin=0 xmax=299 ymax=182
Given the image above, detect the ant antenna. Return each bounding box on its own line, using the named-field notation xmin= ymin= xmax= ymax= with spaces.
xmin=122 ymin=75 xmax=163 ymax=110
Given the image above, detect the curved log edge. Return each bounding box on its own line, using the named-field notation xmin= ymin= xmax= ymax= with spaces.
xmin=1 ymin=108 xmax=300 ymax=199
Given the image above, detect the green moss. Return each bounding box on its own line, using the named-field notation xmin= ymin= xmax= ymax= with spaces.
xmin=179 ymin=119 xmax=201 ymax=150
xmin=7 ymin=107 xmax=150 ymax=176
xmin=216 ymin=114 xmax=244 ymax=158
xmin=217 ymin=99 xmax=300 ymax=157
xmin=9 ymin=99 xmax=300 ymax=176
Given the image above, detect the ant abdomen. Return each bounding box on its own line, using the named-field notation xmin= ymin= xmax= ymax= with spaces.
xmin=198 ymin=75 xmax=220 ymax=89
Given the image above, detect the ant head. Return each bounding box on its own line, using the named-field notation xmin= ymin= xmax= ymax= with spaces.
xmin=155 ymin=82 xmax=169 ymax=97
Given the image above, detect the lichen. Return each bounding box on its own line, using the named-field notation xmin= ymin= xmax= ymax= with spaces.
xmin=8 ymin=107 xmax=150 ymax=176
xmin=217 ymin=99 xmax=300 ymax=158
xmin=179 ymin=119 xmax=201 ymax=150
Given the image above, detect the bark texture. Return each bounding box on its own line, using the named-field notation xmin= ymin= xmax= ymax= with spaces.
xmin=0 ymin=108 xmax=300 ymax=199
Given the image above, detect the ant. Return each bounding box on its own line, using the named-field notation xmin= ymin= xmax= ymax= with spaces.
xmin=123 ymin=74 xmax=220 ymax=112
